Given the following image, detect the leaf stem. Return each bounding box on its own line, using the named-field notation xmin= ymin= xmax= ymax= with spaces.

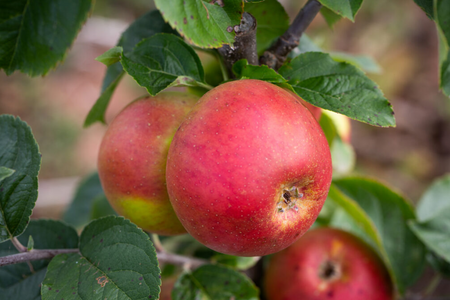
xmin=214 ymin=50 xmax=230 ymax=82
xmin=193 ymin=81 xmax=214 ymax=90
xmin=260 ymin=0 xmax=322 ymax=70
xmin=11 ymin=237 xmax=27 ymax=253
xmin=423 ymin=273 xmax=442 ymax=297
xmin=151 ymin=234 xmax=165 ymax=253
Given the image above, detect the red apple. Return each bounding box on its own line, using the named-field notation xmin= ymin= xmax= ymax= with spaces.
xmin=265 ymin=227 xmax=394 ymax=300
xmin=166 ymin=79 xmax=332 ymax=256
xmin=286 ymin=90 xmax=322 ymax=121
xmin=159 ymin=276 xmax=176 ymax=300
xmin=98 ymin=92 xmax=198 ymax=235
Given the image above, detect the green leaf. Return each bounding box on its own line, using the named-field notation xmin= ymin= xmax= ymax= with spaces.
xmin=233 ymin=59 xmax=286 ymax=83
xmin=291 ymin=36 xmax=382 ymax=74
xmin=0 ymin=220 xmax=78 ymax=300
xmin=413 ymin=0 xmax=434 ymax=18
xmin=416 ymin=174 xmax=450 ymax=222
xmin=334 ymin=177 xmax=427 ymax=294
xmin=0 ymin=0 xmax=92 ymax=76
xmin=0 ymin=115 xmax=41 ymax=242
xmin=291 ymin=35 xmax=322 ymax=56
xmin=63 ymin=172 xmax=115 ymax=229
xmin=409 ymin=208 xmax=450 ymax=263
xmin=95 ymin=46 xmax=123 ymax=66
xmin=279 ymin=52 xmax=395 ymax=127
xmin=408 ymin=175 xmax=450 ymax=266
xmin=42 ymin=216 xmax=161 ymax=300
xmin=331 ymin=136 xmax=355 ymax=176
xmin=318 ymin=0 xmax=363 ymax=22
xmin=0 ymin=166 xmax=15 ymax=182
xmin=172 ymin=265 xmax=259 ymax=300
xmin=325 ymin=185 xmax=384 ymax=253
xmin=320 ymin=6 xmax=342 ymax=28
xmin=121 ymin=34 xmax=207 ymax=96
xmin=436 ymin=0 xmax=450 ymax=97
xmin=26 ymin=235 xmax=34 ymax=251
xmin=331 ymin=52 xmax=381 ymax=74
xmin=83 ymin=70 xmax=125 ymax=127
xmin=441 ymin=51 xmax=450 ymax=97
xmin=155 ymin=0 xmax=243 ymax=48
xmin=90 ymin=195 xmax=117 ymax=220
xmin=427 ymin=251 xmax=450 ymax=278
xmin=245 ymin=0 xmax=289 ymax=54
xmin=212 ymin=254 xmax=259 ymax=270
xmin=84 ymin=10 xmax=178 ymax=127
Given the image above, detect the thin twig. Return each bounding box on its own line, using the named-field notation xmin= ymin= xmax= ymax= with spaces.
xmin=0 ymin=249 xmax=80 ymax=267
xmin=422 ymin=273 xmax=442 ymax=298
xmin=157 ymin=251 xmax=207 ymax=269
xmin=218 ymin=12 xmax=258 ymax=77
xmin=0 ymin=248 xmax=207 ymax=270
xmin=260 ymin=0 xmax=322 ymax=70
xmin=10 ymin=236 xmax=36 ymax=273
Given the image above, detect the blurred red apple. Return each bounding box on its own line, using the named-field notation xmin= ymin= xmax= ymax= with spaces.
xmin=98 ymin=92 xmax=198 ymax=235
xmin=325 ymin=111 xmax=351 ymax=143
xmin=265 ymin=227 xmax=394 ymax=300
xmin=166 ymin=79 xmax=332 ymax=256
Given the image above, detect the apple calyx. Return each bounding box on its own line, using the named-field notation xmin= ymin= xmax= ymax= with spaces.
xmin=277 ymin=185 xmax=304 ymax=213
xmin=319 ymin=260 xmax=342 ymax=282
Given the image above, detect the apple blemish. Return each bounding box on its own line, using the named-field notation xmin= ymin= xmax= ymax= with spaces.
xmin=277 ymin=186 xmax=304 ymax=213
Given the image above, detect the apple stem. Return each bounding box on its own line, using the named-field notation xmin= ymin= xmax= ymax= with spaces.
xmin=260 ymin=0 xmax=323 ymax=70
xmin=151 ymin=234 xmax=165 ymax=253
xmin=218 ymin=12 xmax=258 ymax=77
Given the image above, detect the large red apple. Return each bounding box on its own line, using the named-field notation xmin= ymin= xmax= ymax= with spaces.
xmin=98 ymin=92 xmax=198 ymax=235
xmin=265 ymin=227 xmax=394 ymax=300
xmin=166 ymin=79 xmax=332 ymax=256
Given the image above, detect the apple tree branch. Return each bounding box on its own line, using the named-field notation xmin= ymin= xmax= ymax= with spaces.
xmin=0 ymin=248 xmax=207 ymax=270
xmin=218 ymin=12 xmax=258 ymax=76
xmin=259 ymin=0 xmax=322 ymax=70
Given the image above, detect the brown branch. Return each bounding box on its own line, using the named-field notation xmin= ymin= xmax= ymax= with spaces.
xmin=259 ymin=0 xmax=322 ymax=70
xmin=0 ymin=248 xmax=207 ymax=270
xmin=157 ymin=251 xmax=207 ymax=269
xmin=0 ymin=249 xmax=80 ymax=267
xmin=218 ymin=12 xmax=258 ymax=77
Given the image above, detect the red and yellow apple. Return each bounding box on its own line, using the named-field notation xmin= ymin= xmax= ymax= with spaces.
xmin=265 ymin=227 xmax=394 ymax=300
xmin=166 ymin=79 xmax=332 ymax=256
xmin=98 ymin=92 xmax=198 ymax=235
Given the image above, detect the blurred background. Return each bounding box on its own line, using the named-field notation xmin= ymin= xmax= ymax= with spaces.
xmin=0 ymin=0 xmax=449 ymax=297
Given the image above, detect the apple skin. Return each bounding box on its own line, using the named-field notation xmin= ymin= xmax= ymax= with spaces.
xmin=166 ymin=79 xmax=332 ymax=256
xmin=98 ymin=92 xmax=198 ymax=235
xmin=264 ymin=227 xmax=394 ymax=300
xmin=286 ymin=90 xmax=322 ymax=121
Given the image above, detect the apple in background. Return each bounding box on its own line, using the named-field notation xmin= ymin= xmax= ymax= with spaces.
xmin=265 ymin=227 xmax=394 ymax=300
xmin=98 ymin=92 xmax=198 ymax=235
xmin=166 ymin=79 xmax=332 ymax=256
xmin=324 ymin=110 xmax=352 ymax=143
xmin=159 ymin=276 xmax=177 ymax=300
